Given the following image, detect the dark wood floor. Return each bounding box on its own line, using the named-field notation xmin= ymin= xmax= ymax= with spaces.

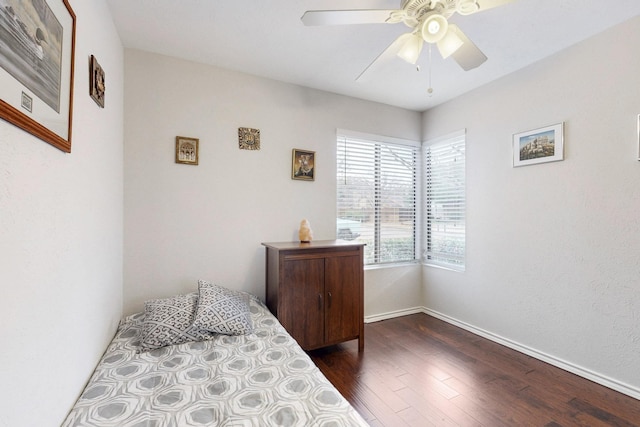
xmin=309 ymin=313 xmax=640 ymax=427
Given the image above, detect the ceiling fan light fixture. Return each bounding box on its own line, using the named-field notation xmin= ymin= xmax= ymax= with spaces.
xmin=421 ymin=13 xmax=448 ymax=43
xmin=397 ymin=32 xmax=424 ymax=64
xmin=456 ymin=0 xmax=480 ymax=15
xmin=437 ymin=27 xmax=464 ymax=58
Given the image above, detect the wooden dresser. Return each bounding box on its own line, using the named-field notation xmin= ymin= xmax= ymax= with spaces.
xmin=262 ymin=240 xmax=365 ymax=351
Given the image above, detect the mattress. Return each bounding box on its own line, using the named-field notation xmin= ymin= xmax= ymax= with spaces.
xmin=62 ymin=295 xmax=369 ymax=427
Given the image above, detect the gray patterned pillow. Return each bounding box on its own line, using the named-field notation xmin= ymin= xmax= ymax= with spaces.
xmin=139 ymin=293 xmax=214 ymax=352
xmin=192 ymin=280 xmax=253 ymax=335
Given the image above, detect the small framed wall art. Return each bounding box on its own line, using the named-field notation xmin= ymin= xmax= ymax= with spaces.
xmin=89 ymin=55 xmax=105 ymax=108
xmin=175 ymin=136 xmax=199 ymax=165
xmin=513 ymin=122 xmax=564 ymax=167
xmin=238 ymin=127 xmax=260 ymax=150
xmin=292 ymin=149 xmax=315 ymax=181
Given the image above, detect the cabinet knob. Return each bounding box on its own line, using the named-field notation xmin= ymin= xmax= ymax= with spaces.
xmin=327 ymin=292 xmax=332 ymax=308
xmin=318 ymin=293 xmax=323 ymax=309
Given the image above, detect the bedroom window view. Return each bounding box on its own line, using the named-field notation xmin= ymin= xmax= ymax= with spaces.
xmin=337 ymin=133 xmax=419 ymax=265
xmin=423 ymin=130 xmax=466 ymax=271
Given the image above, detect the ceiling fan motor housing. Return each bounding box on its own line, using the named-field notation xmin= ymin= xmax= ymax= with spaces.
xmin=400 ymin=0 xmax=479 ymax=21
xmin=402 ymin=0 xmax=454 ymax=19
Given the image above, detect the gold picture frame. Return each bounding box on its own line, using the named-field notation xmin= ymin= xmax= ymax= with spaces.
xmin=175 ymin=136 xmax=199 ymax=165
xmin=292 ymin=149 xmax=315 ymax=181
xmin=238 ymin=127 xmax=260 ymax=150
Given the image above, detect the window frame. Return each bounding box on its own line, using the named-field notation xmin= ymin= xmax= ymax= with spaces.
xmin=336 ymin=129 xmax=421 ymax=267
xmin=422 ymin=129 xmax=466 ymax=272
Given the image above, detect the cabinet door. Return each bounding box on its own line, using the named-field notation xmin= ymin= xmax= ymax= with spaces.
xmin=281 ymin=258 xmax=325 ymax=349
xmin=324 ymin=255 xmax=361 ymax=344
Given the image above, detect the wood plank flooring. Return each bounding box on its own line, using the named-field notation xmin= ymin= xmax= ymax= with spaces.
xmin=308 ymin=313 xmax=640 ymax=427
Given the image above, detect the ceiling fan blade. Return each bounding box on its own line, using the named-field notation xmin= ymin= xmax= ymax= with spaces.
xmin=356 ymin=33 xmax=412 ymax=82
xmin=449 ymin=25 xmax=487 ymax=71
xmin=301 ymin=10 xmax=395 ymax=26
xmin=475 ymin=0 xmax=514 ymax=12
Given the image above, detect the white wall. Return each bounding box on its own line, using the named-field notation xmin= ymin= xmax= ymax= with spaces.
xmin=123 ymin=49 xmax=422 ymax=316
xmin=0 ymin=1 xmax=124 ymax=426
xmin=422 ymin=16 xmax=640 ymax=397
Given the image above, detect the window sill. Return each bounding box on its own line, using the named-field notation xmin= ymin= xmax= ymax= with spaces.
xmin=364 ymin=260 xmax=420 ymax=271
xmin=422 ymin=262 xmax=465 ymax=273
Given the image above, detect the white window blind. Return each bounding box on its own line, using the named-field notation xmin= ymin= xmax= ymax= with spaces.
xmin=423 ymin=130 xmax=466 ymax=270
xmin=337 ymin=132 xmax=419 ymax=265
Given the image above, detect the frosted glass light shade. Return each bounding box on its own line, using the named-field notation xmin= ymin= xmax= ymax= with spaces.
xmin=437 ymin=27 xmax=464 ymax=58
xmin=397 ymin=32 xmax=424 ymax=64
xmin=421 ymin=14 xmax=448 ymax=43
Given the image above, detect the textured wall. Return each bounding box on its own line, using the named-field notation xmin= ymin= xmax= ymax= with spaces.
xmin=422 ymin=16 xmax=640 ymax=397
xmin=0 ymin=1 xmax=124 ymax=425
xmin=122 ymin=49 xmax=422 ymax=317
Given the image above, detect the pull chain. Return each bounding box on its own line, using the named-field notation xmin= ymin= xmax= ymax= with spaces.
xmin=427 ymin=44 xmax=434 ymax=97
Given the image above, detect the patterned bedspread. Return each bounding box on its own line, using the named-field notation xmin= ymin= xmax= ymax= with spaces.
xmin=62 ymin=296 xmax=369 ymax=427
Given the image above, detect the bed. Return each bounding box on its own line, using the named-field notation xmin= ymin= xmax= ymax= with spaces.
xmin=62 ymin=281 xmax=369 ymax=427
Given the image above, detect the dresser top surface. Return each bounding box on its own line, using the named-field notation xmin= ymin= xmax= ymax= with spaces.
xmin=261 ymin=240 xmax=365 ymax=251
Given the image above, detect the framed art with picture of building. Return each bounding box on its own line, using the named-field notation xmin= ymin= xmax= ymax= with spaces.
xmin=513 ymin=122 xmax=564 ymax=167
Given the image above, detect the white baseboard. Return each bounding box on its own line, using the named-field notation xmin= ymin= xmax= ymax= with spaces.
xmin=365 ymin=306 xmax=640 ymax=401
xmin=364 ymin=306 xmax=424 ymax=324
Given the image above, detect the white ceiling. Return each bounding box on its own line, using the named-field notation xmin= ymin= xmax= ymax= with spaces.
xmin=106 ymin=0 xmax=640 ymax=112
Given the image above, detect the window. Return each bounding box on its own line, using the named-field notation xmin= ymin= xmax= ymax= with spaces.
xmin=423 ymin=130 xmax=466 ymax=271
xmin=337 ymin=130 xmax=420 ymax=266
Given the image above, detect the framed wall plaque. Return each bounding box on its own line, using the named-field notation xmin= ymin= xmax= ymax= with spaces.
xmin=175 ymin=136 xmax=199 ymax=165
xmin=238 ymin=127 xmax=260 ymax=150
xmin=89 ymin=54 xmax=105 ymax=108
xmin=292 ymin=149 xmax=315 ymax=181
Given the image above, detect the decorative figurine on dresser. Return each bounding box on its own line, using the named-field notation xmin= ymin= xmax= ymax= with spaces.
xmin=298 ymin=219 xmax=314 ymax=243
xmin=261 ymin=239 xmax=365 ymax=351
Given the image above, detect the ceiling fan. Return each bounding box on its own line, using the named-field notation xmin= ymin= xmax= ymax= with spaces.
xmin=301 ymin=0 xmax=514 ymax=80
